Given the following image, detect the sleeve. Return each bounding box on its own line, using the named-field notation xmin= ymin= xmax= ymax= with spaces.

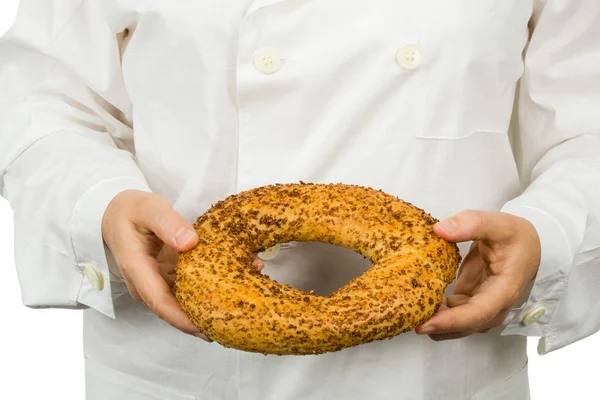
xmin=0 ymin=0 xmax=151 ymax=319
xmin=498 ymin=0 xmax=600 ymax=354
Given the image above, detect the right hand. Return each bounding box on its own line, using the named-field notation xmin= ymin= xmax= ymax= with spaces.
xmin=101 ymin=190 xmax=266 ymax=341
xmin=101 ymin=190 xmax=208 ymax=339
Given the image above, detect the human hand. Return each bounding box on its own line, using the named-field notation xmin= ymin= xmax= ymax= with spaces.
xmin=101 ymin=190 xmax=208 ymax=339
xmin=415 ymin=210 xmax=541 ymax=340
xmin=101 ymin=190 xmax=265 ymax=340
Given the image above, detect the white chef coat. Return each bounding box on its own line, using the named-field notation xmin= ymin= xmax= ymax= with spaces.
xmin=1 ymin=0 xmax=599 ymax=399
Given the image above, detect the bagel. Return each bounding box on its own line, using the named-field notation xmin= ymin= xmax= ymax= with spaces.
xmin=174 ymin=183 xmax=460 ymax=355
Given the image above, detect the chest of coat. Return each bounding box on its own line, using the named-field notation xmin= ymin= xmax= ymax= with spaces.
xmin=116 ymin=0 xmax=532 ymax=119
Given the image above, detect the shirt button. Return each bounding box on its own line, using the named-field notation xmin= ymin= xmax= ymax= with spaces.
xmin=253 ymin=48 xmax=282 ymax=74
xmin=84 ymin=264 xmax=105 ymax=291
xmin=258 ymin=243 xmax=281 ymax=261
xmin=396 ymin=44 xmax=422 ymax=70
xmin=522 ymin=304 xmax=546 ymax=326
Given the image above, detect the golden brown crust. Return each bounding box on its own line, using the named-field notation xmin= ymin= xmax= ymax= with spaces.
xmin=174 ymin=183 xmax=461 ymax=355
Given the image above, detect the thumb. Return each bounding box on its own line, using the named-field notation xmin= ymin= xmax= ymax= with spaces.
xmin=434 ymin=210 xmax=513 ymax=243
xmin=135 ymin=194 xmax=199 ymax=252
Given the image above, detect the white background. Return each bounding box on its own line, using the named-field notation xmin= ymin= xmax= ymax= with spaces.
xmin=0 ymin=1 xmax=598 ymax=399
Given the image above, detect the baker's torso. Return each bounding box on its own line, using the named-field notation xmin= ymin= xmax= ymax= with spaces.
xmin=85 ymin=0 xmax=537 ymax=398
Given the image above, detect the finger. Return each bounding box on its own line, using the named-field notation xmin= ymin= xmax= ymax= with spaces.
xmin=438 ymin=296 xmax=449 ymax=311
xmin=421 ymin=297 xmax=511 ymax=337
xmin=478 ymin=309 xmax=511 ymax=331
xmin=434 ymin=210 xmax=515 ymax=244
xmin=126 ymin=253 xmax=208 ymax=340
xmin=428 ymin=331 xmax=475 ymax=342
xmin=134 ymin=195 xmax=199 ymax=252
xmin=453 ymin=245 xmax=488 ymax=296
xmin=109 ymin=207 xmax=210 ymax=341
xmin=162 ymin=271 xmax=175 ymax=288
xmin=455 ymin=242 xmax=479 ymax=281
xmin=253 ymin=259 xmax=265 ymax=271
xmin=455 ymin=241 xmax=478 ymax=280
xmin=428 ymin=302 xmax=508 ymax=338
xmin=252 ymin=254 xmax=265 ymax=271
xmin=445 ymin=294 xmax=469 ymax=308
xmin=121 ymin=272 xmax=142 ymax=301
xmin=111 ymin=224 xmax=164 ymax=299
xmin=157 ymin=245 xmax=179 ymax=275
xmin=415 ymin=294 xmax=465 ymax=333
xmin=416 ymin=276 xmax=513 ymax=335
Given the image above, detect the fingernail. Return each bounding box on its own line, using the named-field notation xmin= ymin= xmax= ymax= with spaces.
xmin=253 ymin=259 xmax=265 ymax=271
xmin=436 ymin=219 xmax=458 ymax=234
xmin=418 ymin=325 xmax=435 ymax=335
xmin=175 ymin=227 xmax=196 ymax=246
xmin=195 ymin=332 xmax=212 ymax=342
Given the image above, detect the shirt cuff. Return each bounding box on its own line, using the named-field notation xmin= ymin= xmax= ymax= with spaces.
xmin=498 ymin=202 xmax=573 ymax=339
xmin=69 ymin=177 xmax=151 ymax=318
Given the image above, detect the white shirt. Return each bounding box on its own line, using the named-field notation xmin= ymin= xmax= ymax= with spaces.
xmin=1 ymin=0 xmax=599 ymax=399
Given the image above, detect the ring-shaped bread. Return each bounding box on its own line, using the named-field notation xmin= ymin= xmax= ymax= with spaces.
xmin=175 ymin=183 xmax=460 ymax=355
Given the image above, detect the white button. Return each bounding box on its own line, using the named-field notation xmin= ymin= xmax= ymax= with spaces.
xmin=253 ymin=48 xmax=282 ymax=74
xmin=258 ymin=243 xmax=281 ymax=261
xmin=396 ymin=44 xmax=422 ymax=70
xmin=84 ymin=264 xmax=105 ymax=291
xmin=522 ymin=304 xmax=546 ymax=326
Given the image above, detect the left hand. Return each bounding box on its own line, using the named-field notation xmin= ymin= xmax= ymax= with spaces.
xmin=415 ymin=210 xmax=541 ymax=341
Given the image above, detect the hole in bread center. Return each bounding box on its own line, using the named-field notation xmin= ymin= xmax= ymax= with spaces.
xmin=259 ymin=242 xmax=373 ymax=297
